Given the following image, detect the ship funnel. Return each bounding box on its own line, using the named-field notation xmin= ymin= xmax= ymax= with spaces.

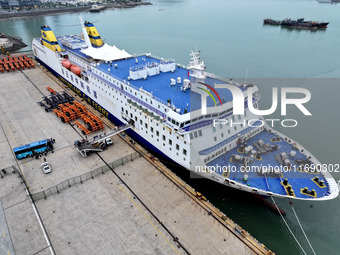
xmin=83 ymin=20 xmax=104 ymax=47
xmin=40 ymin=25 xmax=61 ymax=52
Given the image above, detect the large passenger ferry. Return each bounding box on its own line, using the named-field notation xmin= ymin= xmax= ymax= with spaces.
xmin=32 ymin=18 xmax=339 ymax=201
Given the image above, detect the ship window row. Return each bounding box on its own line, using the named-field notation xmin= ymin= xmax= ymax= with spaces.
xmin=189 ymin=129 xmax=203 ymax=140
xmin=204 ymin=146 xmax=229 ymax=163
xmin=93 ymin=71 xmax=159 ymax=109
xmin=203 ymin=127 xmax=263 ymax=164
xmin=123 ymin=106 xmax=188 ymax=155
xmin=186 ymin=110 xmax=247 ymax=128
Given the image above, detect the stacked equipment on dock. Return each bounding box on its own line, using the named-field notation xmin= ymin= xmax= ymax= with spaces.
xmin=0 ymin=54 xmax=35 ymax=73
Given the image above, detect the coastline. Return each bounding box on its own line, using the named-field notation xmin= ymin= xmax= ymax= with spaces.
xmin=0 ymin=1 xmax=152 ymax=21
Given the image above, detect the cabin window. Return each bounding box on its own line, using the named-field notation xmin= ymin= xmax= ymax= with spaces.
xmin=183 ymin=149 xmax=187 ymax=156
xmin=163 ymin=135 xmax=166 ymax=141
xmin=176 ymin=144 xmax=179 ymax=150
xmin=156 ymin=131 xmax=159 ymax=136
xmin=169 ymin=139 xmax=172 ymax=145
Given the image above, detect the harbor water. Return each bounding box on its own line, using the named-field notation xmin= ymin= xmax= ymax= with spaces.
xmin=1 ymin=0 xmax=339 ymax=254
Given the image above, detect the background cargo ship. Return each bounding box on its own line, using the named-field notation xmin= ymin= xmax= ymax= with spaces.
xmin=264 ymin=18 xmax=329 ymax=29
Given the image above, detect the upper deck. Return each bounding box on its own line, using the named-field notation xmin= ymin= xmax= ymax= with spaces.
xmin=55 ymin=35 xmax=248 ymax=115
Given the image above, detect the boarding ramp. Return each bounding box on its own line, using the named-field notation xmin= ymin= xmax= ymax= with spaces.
xmin=74 ymin=123 xmax=132 ymax=157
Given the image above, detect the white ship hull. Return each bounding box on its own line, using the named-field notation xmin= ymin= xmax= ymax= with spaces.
xmin=32 ymin=31 xmax=339 ymax=201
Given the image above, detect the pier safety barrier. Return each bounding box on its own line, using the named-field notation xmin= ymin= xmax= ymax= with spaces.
xmin=31 ymin=151 xmax=140 ymax=202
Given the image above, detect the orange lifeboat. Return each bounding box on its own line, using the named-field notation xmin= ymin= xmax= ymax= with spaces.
xmin=62 ymin=59 xmax=71 ymax=69
xmin=70 ymin=65 xmax=81 ymax=76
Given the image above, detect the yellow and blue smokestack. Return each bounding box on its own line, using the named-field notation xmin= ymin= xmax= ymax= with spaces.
xmin=40 ymin=25 xmax=61 ymax=52
xmin=84 ymin=21 xmax=103 ymax=47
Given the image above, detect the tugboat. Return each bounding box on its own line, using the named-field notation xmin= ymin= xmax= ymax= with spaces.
xmin=264 ymin=18 xmax=329 ymax=29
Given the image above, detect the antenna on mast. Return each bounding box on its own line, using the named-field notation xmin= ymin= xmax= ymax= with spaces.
xmin=188 ymin=49 xmax=206 ymax=79
xmin=79 ymin=15 xmax=92 ymax=48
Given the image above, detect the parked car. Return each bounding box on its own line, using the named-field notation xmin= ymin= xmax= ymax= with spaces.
xmin=41 ymin=162 xmax=52 ymax=174
xmin=105 ymin=138 xmax=113 ymax=146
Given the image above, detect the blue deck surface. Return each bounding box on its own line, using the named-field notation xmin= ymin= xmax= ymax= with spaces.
xmin=58 ymin=36 xmax=242 ymax=114
xmin=96 ymin=56 xmax=240 ymax=113
xmin=207 ymin=130 xmax=329 ymax=199
xmin=98 ymin=56 xmax=192 ymax=112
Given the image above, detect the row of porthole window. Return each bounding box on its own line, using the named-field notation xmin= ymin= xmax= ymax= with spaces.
xmin=122 ymin=106 xmax=188 ymax=157
xmin=204 ymin=126 xmax=263 ymax=163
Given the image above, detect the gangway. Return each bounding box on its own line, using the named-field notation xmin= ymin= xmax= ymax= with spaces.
xmin=74 ymin=123 xmax=133 ymax=157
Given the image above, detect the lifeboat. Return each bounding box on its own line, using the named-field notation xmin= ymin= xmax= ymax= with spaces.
xmin=61 ymin=59 xmax=71 ymax=69
xmin=70 ymin=65 xmax=81 ymax=76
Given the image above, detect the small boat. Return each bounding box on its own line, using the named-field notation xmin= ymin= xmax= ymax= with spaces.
xmin=90 ymin=4 xmax=105 ymax=12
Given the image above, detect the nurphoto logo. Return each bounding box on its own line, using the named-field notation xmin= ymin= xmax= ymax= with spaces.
xmin=198 ymin=83 xmax=312 ymax=128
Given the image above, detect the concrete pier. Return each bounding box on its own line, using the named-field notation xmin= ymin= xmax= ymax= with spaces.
xmin=0 ymin=61 xmax=273 ymax=255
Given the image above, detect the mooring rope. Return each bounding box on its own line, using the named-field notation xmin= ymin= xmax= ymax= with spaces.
xmin=291 ymin=205 xmax=317 ymax=255
xmin=270 ymin=197 xmax=307 ymax=255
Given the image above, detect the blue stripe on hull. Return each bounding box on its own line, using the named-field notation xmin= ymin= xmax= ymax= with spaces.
xmin=35 ymin=57 xmax=177 ymax=165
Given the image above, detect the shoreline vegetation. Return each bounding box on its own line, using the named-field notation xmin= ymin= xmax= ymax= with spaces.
xmin=0 ymin=1 xmax=152 ymax=21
